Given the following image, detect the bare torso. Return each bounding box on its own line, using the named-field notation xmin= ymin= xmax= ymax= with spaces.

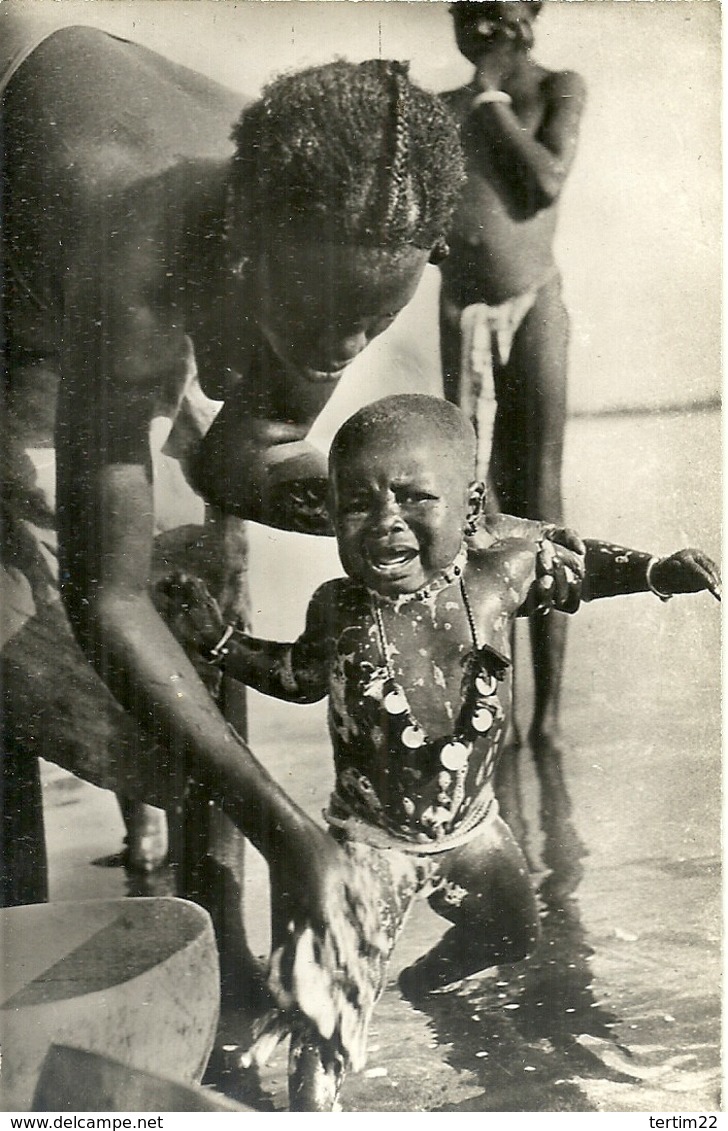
xmin=294 ymin=541 xmax=536 ymax=843
xmin=3 ymin=26 xmax=256 ymax=412
xmin=441 ymin=59 xmax=581 ymax=303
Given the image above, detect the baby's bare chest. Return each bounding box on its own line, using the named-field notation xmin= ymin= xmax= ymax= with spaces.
xmin=332 ymin=593 xmax=509 ymax=735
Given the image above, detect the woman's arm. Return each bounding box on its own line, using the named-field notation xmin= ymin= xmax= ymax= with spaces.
xmin=189 ymin=365 xmax=334 ymax=535
xmin=55 ymin=272 xmax=341 ymax=886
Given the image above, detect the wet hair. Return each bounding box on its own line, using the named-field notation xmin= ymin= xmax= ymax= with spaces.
xmin=330 ymin=394 xmax=477 ymax=481
xmin=230 ymin=60 xmax=464 ymax=251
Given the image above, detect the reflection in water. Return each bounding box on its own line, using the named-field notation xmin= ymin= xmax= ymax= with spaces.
xmin=414 ymin=813 xmax=634 ymax=1112
xmin=401 ymin=797 xmax=720 ymax=1112
xmin=91 ymin=777 xmax=718 ymax=1111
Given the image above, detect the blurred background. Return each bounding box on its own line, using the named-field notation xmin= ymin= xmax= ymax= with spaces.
xmin=14 ymin=0 xmax=721 ymax=420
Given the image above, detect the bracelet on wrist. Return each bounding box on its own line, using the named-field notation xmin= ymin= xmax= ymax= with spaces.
xmin=472 ymin=89 xmax=512 ymax=109
xmin=645 ymin=557 xmax=673 ymax=602
xmin=208 ymin=624 xmax=235 ymax=664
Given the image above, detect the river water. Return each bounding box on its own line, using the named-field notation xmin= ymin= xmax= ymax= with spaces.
xmin=41 ymin=409 xmax=721 ymax=1112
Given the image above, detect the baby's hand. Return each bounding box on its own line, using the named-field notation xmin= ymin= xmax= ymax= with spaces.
xmin=154 ymin=571 xmax=227 ymax=656
xmin=649 ymin=549 xmax=721 ymax=602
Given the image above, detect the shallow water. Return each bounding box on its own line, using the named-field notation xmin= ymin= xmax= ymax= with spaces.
xmin=40 ymin=410 xmax=721 ymax=1112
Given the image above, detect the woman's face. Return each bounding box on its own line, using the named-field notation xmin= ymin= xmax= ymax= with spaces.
xmin=256 ymin=240 xmax=430 ymax=383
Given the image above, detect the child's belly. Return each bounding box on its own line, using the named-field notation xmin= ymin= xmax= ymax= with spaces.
xmin=444 ymin=176 xmax=559 ymax=305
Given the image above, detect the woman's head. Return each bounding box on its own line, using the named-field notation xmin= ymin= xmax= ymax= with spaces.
xmin=231 ymin=59 xmax=463 ymax=250
xmin=228 ymin=60 xmax=465 ymax=381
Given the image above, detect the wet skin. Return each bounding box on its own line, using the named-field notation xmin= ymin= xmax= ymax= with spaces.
xmin=332 ymin=431 xmax=479 ymax=598
xmin=159 ymin=412 xmax=719 ymax=1109
xmin=2 ymin=26 xmax=436 ymax=965
xmin=192 ymin=244 xmax=431 ymax=527
xmin=440 ymin=1 xmax=587 ymax=850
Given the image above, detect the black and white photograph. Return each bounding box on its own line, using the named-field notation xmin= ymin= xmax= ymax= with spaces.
xmin=0 ymin=0 xmax=721 ymax=1116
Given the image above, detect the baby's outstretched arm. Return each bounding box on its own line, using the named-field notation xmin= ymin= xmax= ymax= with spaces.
xmin=581 ymin=541 xmax=721 ymax=603
xmin=156 ymin=571 xmax=331 ymax=703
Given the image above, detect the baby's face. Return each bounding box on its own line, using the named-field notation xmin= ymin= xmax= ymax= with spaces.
xmin=332 ymin=430 xmax=471 ymax=597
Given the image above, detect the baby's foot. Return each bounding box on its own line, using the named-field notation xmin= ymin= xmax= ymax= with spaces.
xmin=398 ymin=964 xmax=463 ymax=1005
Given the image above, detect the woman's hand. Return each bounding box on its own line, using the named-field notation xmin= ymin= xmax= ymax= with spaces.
xmin=265 ymin=826 xmax=389 ymax=1072
xmin=267 ymin=477 xmax=332 ymax=535
xmin=536 ymin=526 xmax=586 ymax=614
xmin=261 ymin=440 xmax=333 ymax=534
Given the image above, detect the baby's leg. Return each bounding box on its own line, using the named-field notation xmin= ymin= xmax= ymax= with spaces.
xmin=287 ymin=1026 xmax=345 ymax=1112
xmin=399 ymin=815 xmax=538 ymax=997
xmin=279 ymin=839 xmax=423 ymax=1110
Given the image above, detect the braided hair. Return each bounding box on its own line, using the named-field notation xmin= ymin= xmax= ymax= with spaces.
xmin=229 ymin=59 xmax=464 ymax=253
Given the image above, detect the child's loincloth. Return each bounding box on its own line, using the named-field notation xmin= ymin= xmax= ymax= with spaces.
xmin=324 ymin=782 xmax=497 ymax=855
xmin=329 ymin=788 xmax=500 ymax=942
xmin=441 ymin=267 xmax=559 ymax=479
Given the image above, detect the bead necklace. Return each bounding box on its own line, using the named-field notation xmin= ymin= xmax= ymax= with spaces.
xmin=366 ymin=542 xmax=469 ymax=608
xmin=369 ymin=575 xmax=510 ymax=777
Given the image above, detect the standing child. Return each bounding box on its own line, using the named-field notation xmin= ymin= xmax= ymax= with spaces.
xmin=439 ymin=0 xmax=587 ymax=854
xmin=160 ymin=395 xmax=719 ymax=1111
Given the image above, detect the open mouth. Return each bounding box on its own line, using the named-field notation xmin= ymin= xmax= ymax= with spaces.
xmin=367 ymin=546 xmax=418 ymax=574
